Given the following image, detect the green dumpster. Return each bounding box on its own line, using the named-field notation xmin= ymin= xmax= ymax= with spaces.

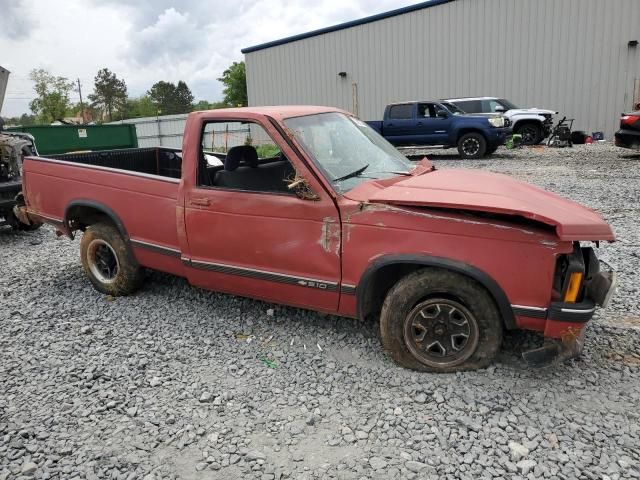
xmin=6 ymin=124 xmax=138 ymax=155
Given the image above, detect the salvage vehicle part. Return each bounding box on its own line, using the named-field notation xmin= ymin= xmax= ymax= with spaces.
xmin=547 ymin=117 xmax=574 ymax=148
xmin=0 ymin=132 xmax=42 ymax=230
xmin=0 ymin=66 xmax=42 ymax=231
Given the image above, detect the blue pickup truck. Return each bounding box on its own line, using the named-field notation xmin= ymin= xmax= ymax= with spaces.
xmin=367 ymin=101 xmax=511 ymax=158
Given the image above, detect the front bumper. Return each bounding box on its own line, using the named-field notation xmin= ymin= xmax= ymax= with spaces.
xmin=614 ymin=128 xmax=640 ymax=150
xmin=519 ymin=254 xmax=617 ymax=367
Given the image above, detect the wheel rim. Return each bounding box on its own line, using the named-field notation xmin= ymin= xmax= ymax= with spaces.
xmin=461 ymin=138 xmax=480 ymax=156
xmin=403 ymin=298 xmax=479 ymax=368
xmin=87 ymin=239 xmax=120 ymax=284
xmin=519 ymin=126 xmax=538 ymax=144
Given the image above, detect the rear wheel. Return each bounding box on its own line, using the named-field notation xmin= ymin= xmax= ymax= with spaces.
xmin=515 ymin=123 xmax=543 ymax=145
xmin=457 ymin=133 xmax=487 ymax=159
xmin=379 ymin=269 xmax=503 ymax=372
xmin=80 ymin=222 xmax=144 ymax=295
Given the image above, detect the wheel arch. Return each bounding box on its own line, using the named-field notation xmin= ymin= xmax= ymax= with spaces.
xmin=512 ymin=118 xmax=543 ymax=130
xmin=64 ymin=199 xmax=129 ymax=240
xmin=356 ymin=255 xmax=516 ymax=330
xmin=455 ymin=127 xmax=487 ymax=141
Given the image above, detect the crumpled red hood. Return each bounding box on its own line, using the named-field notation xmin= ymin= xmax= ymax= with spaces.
xmin=345 ymin=169 xmax=615 ymax=241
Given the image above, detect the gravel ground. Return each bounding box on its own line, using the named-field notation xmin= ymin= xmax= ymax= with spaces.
xmin=1 ymin=143 xmax=639 ymax=480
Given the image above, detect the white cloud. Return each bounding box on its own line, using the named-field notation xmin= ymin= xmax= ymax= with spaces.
xmin=1 ymin=0 xmax=417 ymax=117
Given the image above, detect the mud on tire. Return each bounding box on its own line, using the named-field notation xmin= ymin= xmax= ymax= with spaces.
xmin=379 ymin=268 xmax=503 ymax=372
xmin=80 ymin=222 xmax=144 ymax=296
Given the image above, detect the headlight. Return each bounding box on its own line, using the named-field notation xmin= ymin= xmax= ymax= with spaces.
xmin=488 ymin=117 xmax=505 ymax=128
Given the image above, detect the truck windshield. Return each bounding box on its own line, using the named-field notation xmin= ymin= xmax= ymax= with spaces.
xmin=284 ymin=112 xmax=414 ymax=193
xmin=441 ymin=102 xmax=465 ymax=115
xmin=498 ymin=98 xmax=519 ymax=110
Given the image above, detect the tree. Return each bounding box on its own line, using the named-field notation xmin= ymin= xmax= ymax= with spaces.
xmin=65 ymin=102 xmax=99 ymax=123
xmin=147 ymin=80 xmax=194 ymax=115
xmin=217 ymin=61 xmax=247 ymax=107
xmin=88 ymin=68 xmax=128 ymax=121
xmin=28 ymin=69 xmax=74 ymax=123
xmin=1 ymin=113 xmax=37 ymax=127
xmin=124 ymin=95 xmax=158 ymax=118
xmin=193 ymin=100 xmax=227 ymax=111
xmin=175 ymin=81 xmax=194 ymax=113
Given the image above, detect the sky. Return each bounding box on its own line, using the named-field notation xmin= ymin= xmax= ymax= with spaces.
xmin=0 ymin=0 xmax=418 ymax=117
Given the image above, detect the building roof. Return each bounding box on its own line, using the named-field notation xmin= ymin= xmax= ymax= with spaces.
xmin=241 ymin=0 xmax=454 ymax=54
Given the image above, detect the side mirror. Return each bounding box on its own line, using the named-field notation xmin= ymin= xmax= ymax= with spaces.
xmin=494 ymin=105 xmax=506 ymax=113
xmin=287 ymin=173 xmax=320 ymax=201
xmin=436 ymin=110 xmax=449 ymax=119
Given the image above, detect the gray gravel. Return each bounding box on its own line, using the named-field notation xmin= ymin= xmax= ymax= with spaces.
xmin=1 ymin=142 xmax=639 ymax=480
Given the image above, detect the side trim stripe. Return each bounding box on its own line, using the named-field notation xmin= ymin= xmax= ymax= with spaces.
xmin=184 ymin=257 xmax=340 ymax=292
xmin=130 ymin=238 xmax=181 ymax=258
xmin=511 ymin=304 xmax=548 ymax=319
xmin=340 ymin=284 xmax=357 ymax=295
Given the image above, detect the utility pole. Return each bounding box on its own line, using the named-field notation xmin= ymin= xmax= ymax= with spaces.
xmin=77 ymin=78 xmax=85 ymax=123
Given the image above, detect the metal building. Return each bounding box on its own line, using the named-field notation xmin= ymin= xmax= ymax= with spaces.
xmin=243 ymin=0 xmax=640 ymax=139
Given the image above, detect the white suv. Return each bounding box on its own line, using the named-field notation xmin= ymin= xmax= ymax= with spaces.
xmin=445 ymin=97 xmax=557 ymax=144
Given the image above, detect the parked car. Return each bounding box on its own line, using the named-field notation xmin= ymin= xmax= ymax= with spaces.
xmin=614 ymin=111 xmax=640 ymax=150
xmin=19 ymin=106 xmax=616 ymax=372
xmin=366 ymin=101 xmax=511 ymax=158
xmin=445 ymin=96 xmax=556 ymax=145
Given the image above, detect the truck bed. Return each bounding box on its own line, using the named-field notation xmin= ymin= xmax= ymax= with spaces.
xmin=22 ymin=146 xmax=186 ymax=277
xmin=49 ymin=147 xmax=183 ymax=179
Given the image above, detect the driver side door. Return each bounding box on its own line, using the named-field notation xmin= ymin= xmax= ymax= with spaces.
xmin=420 ymin=103 xmax=452 ymax=145
xmin=182 ymin=117 xmax=342 ymax=312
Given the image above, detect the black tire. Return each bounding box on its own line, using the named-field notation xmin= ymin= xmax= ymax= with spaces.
xmin=514 ymin=122 xmax=543 ymax=145
xmin=379 ymin=269 xmax=503 ymax=372
xmin=457 ymin=133 xmax=487 ymax=159
xmin=485 ymin=144 xmax=499 ymax=155
xmin=80 ymin=222 xmax=144 ymax=296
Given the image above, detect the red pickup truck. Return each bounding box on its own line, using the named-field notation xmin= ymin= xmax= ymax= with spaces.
xmin=19 ymin=106 xmax=616 ymax=372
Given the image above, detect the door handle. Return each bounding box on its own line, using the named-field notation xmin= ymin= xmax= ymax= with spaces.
xmin=190 ymin=197 xmax=210 ymax=206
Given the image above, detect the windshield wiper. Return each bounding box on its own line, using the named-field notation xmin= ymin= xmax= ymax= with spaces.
xmin=332 ymin=164 xmax=369 ymax=182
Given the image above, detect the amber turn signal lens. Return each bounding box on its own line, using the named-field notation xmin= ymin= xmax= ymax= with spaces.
xmin=564 ymin=272 xmax=583 ymax=303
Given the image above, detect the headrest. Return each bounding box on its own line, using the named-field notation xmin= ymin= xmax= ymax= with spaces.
xmin=224 ymin=145 xmax=259 ymax=171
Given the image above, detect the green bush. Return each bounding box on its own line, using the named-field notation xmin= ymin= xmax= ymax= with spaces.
xmin=255 ymin=144 xmax=281 ymax=158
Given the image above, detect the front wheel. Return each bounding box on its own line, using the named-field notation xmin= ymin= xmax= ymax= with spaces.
xmin=515 ymin=123 xmax=543 ymax=145
xmin=379 ymin=269 xmax=503 ymax=372
xmin=457 ymin=133 xmax=487 ymax=159
xmin=80 ymin=222 xmax=144 ymax=296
